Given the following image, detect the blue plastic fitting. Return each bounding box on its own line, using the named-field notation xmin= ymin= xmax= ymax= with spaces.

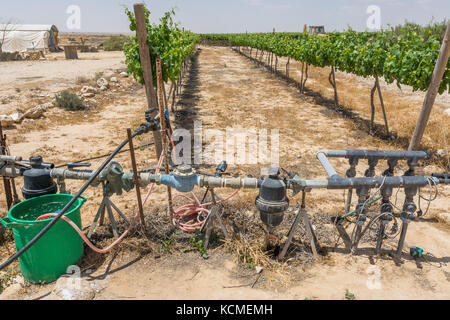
xmin=160 ymin=174 xmax=199 ymax=193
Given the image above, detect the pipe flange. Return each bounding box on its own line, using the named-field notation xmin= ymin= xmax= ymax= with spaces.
xmin=174 ymin=164 xmax=195 ymax=177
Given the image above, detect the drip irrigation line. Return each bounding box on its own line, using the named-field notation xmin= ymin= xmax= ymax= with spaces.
xmin=418 ymin=177 xmax=439 ymax=217
xmin=361 ymin=210 xmax=401 ymax=242
xmin=339 ymin=195 xmax=383 ymax=220
xmin=0 ymin=132 xmax=139 ymax=271
xmin=55 ymin=141 xmax=155 ymax=168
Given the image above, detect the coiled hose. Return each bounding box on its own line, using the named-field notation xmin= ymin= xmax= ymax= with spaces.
xmin=171 ymin=189 xmax=240 ymax=232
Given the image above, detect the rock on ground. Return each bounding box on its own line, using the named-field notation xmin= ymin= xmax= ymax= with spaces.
xmin=80 ymin=86 xmax=98 ymax=94
xmin=96 ymin=78 xmax=109 ymax=89
xmin=10 ymin=112 xmax=23 ymax=123
xmin=82 ymin=92 xmax=95 ymax=98
xmin=0 ymin=115 xmax=15 ymax=126
xmin=51 ymin=275 xmax=96 ymax=300
xmin=40 ymin=102 xmax=55 ymax=111
xmin=0 ymin=275 xmax=25 ymax=300
xmin=23 ymin=106 xmax=44 ymax=119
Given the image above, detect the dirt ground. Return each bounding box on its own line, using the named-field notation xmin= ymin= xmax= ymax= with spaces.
xmin=0 ymin=46 xmax=449 ymax=300
xmin=0 ymin=51 xmax=125 ymax=114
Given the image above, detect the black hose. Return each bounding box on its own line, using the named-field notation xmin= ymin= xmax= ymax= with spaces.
xmin=0 ymin=134 xmax=136 ymax=271
xmin=55 ymin=141 xmax=155 ymax=168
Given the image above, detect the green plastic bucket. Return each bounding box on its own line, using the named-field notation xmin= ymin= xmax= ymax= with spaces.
xmin=1 ymin=194 xmax=86 ymax=283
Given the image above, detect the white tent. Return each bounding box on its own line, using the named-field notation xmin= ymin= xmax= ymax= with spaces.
xmin=0 ymin=24 xmax=60 ymax=53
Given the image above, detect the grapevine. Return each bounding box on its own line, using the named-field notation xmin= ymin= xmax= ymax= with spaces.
xmin=201 ymin=29 xmax=449 ymax=94
xmin=123 ymin=7 xmax=200 ymax=86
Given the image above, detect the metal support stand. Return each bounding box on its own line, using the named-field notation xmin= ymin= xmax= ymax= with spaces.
xmin=202 ymin=188 xmax=229 ymax=250
xmin=395 ymin=186 xmax=418 ymax=259
xmin=335 ymin=222 xmax=353 ymax=253
xmin=350 ymin=161 xmax=377 ymax=254
xmin=351 ymin=188 xmax=369 ymax=254
xmin=375 ymin=212 xmax=393 ymax=256
xmin=278 ymin=191 xmax=320 ymax=260
xmin=344 ymin=157 xmax=358 ymax=213
xmin=375 ymin=188 xmax=393 ymax=255
xmin=395 ymin=218 xmax=410 ymax=258
xmin=87 ymin=182 xmax=130 ymax=239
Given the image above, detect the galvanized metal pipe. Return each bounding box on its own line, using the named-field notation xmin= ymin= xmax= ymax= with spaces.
xmin=316 ymin=152 xmax=340 ymax=179
xmin=50 ymin=168 xmax=100 ymax=184
xmin=318 ymin=149 xmax=428 ymax=160
xmin=306 ymin=176 xmax=438 ymax=190
xmin=0 ymin=155 xmax=22 ymax=162
xmin=0 ymin=166 xmax=22 ymax=178
xmin=199 ymin=176 xmax=260 ymax=189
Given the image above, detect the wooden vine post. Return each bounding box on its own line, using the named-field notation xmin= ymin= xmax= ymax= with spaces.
xmin=409 ymin=21 xmax=450 ymax=151
xmin=133 ymin=3 xmax=163 ymax=160
xmin=156 ymin=54 xmax=174 ymax=218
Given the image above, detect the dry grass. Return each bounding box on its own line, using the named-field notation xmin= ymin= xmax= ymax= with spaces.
xmin=222 ymin=236 xmax=294 ymax=288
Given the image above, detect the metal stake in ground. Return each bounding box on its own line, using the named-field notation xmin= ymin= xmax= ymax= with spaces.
xmin=155 ymin=54 xmax=174 ymax=218
xmin=127 ymin=128 xmax=147 ymax=236
xmin=202 ymin=188 xmax=229 ymax=250
xmin=87 ymin=181 xmax=130 ymax=239
xmin=0 ymin=122 xmax=13 ymax=210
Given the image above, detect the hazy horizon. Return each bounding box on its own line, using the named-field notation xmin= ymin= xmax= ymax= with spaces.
xmin=0 ymin=0 xmax=448 ymax=34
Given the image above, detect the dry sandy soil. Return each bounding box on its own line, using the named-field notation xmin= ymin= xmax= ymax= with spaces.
xmin=0 ymin=51 xmax=125 ymax=114
xmin=0 ymin=46 xmax=449 ymax=300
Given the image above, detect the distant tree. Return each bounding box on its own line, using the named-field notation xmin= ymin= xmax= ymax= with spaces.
xmin=0 ymin=20 xmax=16 ymax=53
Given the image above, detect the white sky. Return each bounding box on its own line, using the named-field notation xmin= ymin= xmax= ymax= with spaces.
xmin=0 ymin=0 xmax=448 ymax=33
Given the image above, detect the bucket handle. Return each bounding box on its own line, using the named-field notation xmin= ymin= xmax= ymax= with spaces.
xmin=1 ymin=217 xmax=23 ymax=228
xmin=79 ymin=196 xmax=87 ymax=204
